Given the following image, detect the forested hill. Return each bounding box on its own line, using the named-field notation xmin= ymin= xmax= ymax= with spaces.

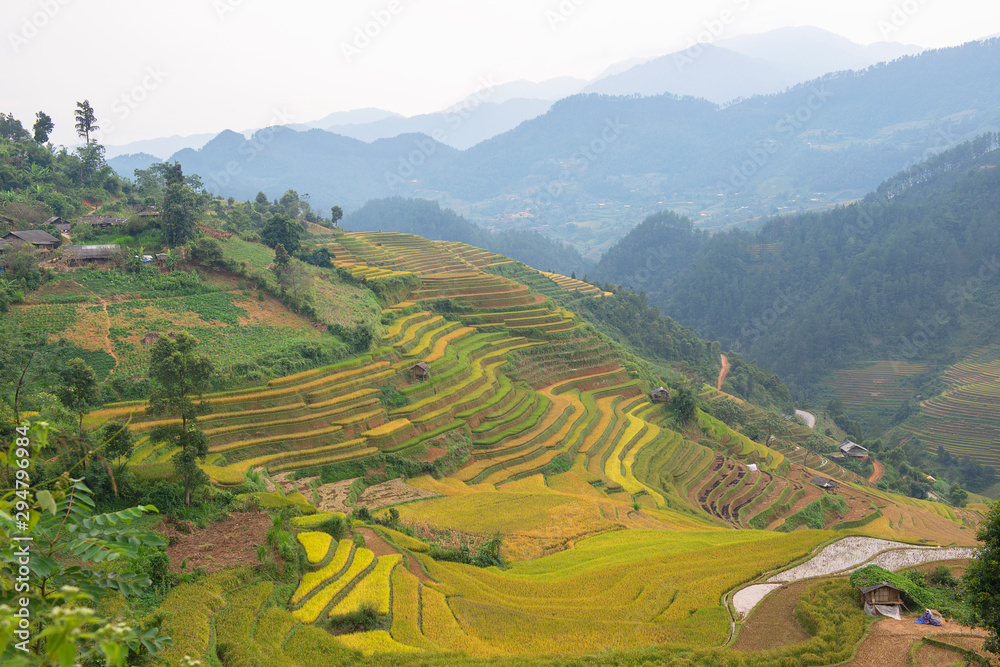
xmin=591 ymin=211 xmax=709 ymax=306
xmin=597 ymin=134 xmax=1000 ymax=397
xmin=343 ymin=197 xmax=592 ymax=276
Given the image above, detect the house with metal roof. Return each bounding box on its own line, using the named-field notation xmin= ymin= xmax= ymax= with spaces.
xmin=2 ymin=229 xmax=60 ymax=250
xmin=62 ymin=244 xmax=121 ymax=265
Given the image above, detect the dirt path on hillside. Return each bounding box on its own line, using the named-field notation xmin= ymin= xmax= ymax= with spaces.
xmin=80 ymin=284 xmax=119 ymax=369
xmin=718 ymin=354 xmax=730 ymax=390
xmin=869 ymin=458 xmax=884 ymax=484
xmin=96 ymin=298 xmax=119 ymax=367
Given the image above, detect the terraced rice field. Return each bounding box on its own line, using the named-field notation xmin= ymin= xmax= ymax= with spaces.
xmin=408 ymin=529 xmax=829 ymax=656
xmin=91 ymin=230 xmax=985 ymax=663
xmin=902 ymin=350 xmax=1000 ymax=468
xmin=99 ymin=232 xmax=621 ymax=484
xmin=827 ymin=360 xmax=926 ymax=423
xmin=536 ymin=270 xmax=612 ymax=298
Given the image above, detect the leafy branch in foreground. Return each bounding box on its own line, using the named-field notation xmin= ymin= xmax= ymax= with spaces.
xmin=0 ymin=422 xmax=171 ymax=665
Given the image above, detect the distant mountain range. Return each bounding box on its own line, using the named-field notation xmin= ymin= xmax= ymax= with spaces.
xmin=108 ymin=37 xmax=1000 ymax=259
xmin=593 ymin=134 xmax=1000 ymax=401
xmin=583 ymin=26 xmax=922 ymax=102
xmin=106 ymin=26 xmax=921 ymax=162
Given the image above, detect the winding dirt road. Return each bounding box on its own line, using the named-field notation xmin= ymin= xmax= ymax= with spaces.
xmin=718 ymin=354 xmax=730 ymax=390
xmin=794 ymin=409 xmax=816 ymax=428
xmin=869 ymin=458 xmax=885 ymax=484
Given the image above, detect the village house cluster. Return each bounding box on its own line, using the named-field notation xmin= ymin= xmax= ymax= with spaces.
xmin=0 ymin=208 xmax=160 ymax=269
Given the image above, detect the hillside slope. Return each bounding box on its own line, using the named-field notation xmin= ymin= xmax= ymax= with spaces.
xmin=103 ymin=230 xmax=980 ymax=662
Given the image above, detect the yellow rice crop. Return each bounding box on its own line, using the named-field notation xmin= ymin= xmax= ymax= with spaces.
xmin=361 ymin=418 xmax=413 ymax=438
xmin=576 ymin=395 xmax=617 ymax=454
xmin=291 ymin=512 xmax=347 ymax=529
xmin=419 ymin=586 xmax=497 ymax=657
xmin=389 ymin=568 xmax=438 ymax=650
xmin=291 ymin=539 xmax=353 ymax=604
xmin=297 ymin=531 xmax=333 ymax=564
xmin=209 ymin=423 xmax=344 ymax=454
xmin=200 ymin=464 xmax=245 ymax=486
xmin=411 ymin=530 xmax=828 ymax=655
xmin=333 ymin=630 xmax=422 ymax=655
xmin=329 ymin=554 xmax=400 ymax=616
xmin=228 ymin=438 xmax=366 ymax=475
xmin=375 ymin=526 xmax=430 ymax=552
xmin=425 ymin=326 xmax=476 ymax=362
xmin=293 ymin=548 xmax=375 ymax=623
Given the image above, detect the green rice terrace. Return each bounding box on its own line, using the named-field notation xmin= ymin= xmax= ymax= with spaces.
xmin=902 ymin=348 xmax=1000 ymax=470
xmin=5 ymin=228 xmax=989 ymax=665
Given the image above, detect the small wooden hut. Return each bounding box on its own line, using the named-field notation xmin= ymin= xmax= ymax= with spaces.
xmin=79 ymin=215 xmax=126 ymax=230
xmin=45 ymin=216 xmax=70 ymax=233
xmin=650 ymin=387 xmax=672 ymax=403
xmin=411 ymin=362 xmax=431 ymax=380
xmin=810 ymin=476 xmax=839 ymax=490
xmin=860 ymin=582 xmax=904 ymax=608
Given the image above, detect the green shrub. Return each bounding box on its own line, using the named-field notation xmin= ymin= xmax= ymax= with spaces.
xmin=379 ymin=384 xmax=409 ymax=408
xmin=142 ymin=481 xmax=186 ymax=514
xmin=928 ymin=565 xmax=958 ymax=588
xmin=132 ymin=543 xmax=172 ymax=594
xmin=315 ymin=514 xmax=348 ymax=541
xmin=327 ymin=602 xmax=382 ymax=634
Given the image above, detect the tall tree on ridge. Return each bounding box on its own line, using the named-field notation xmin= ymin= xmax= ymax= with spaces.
xmin=33 ymin=111 xmax=53 ymax=143
xmin=74 ymin=100 xmax=99 ymax=144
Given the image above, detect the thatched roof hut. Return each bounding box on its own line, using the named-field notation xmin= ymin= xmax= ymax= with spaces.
xmin=650 ymin=387 xmax=672 ymax=403
xmin=810 ymin=476 xmax=839 ymax=489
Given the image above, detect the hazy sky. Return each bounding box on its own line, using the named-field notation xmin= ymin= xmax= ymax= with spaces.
xmin=4 ymin=0 xmax=999 ymax=146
